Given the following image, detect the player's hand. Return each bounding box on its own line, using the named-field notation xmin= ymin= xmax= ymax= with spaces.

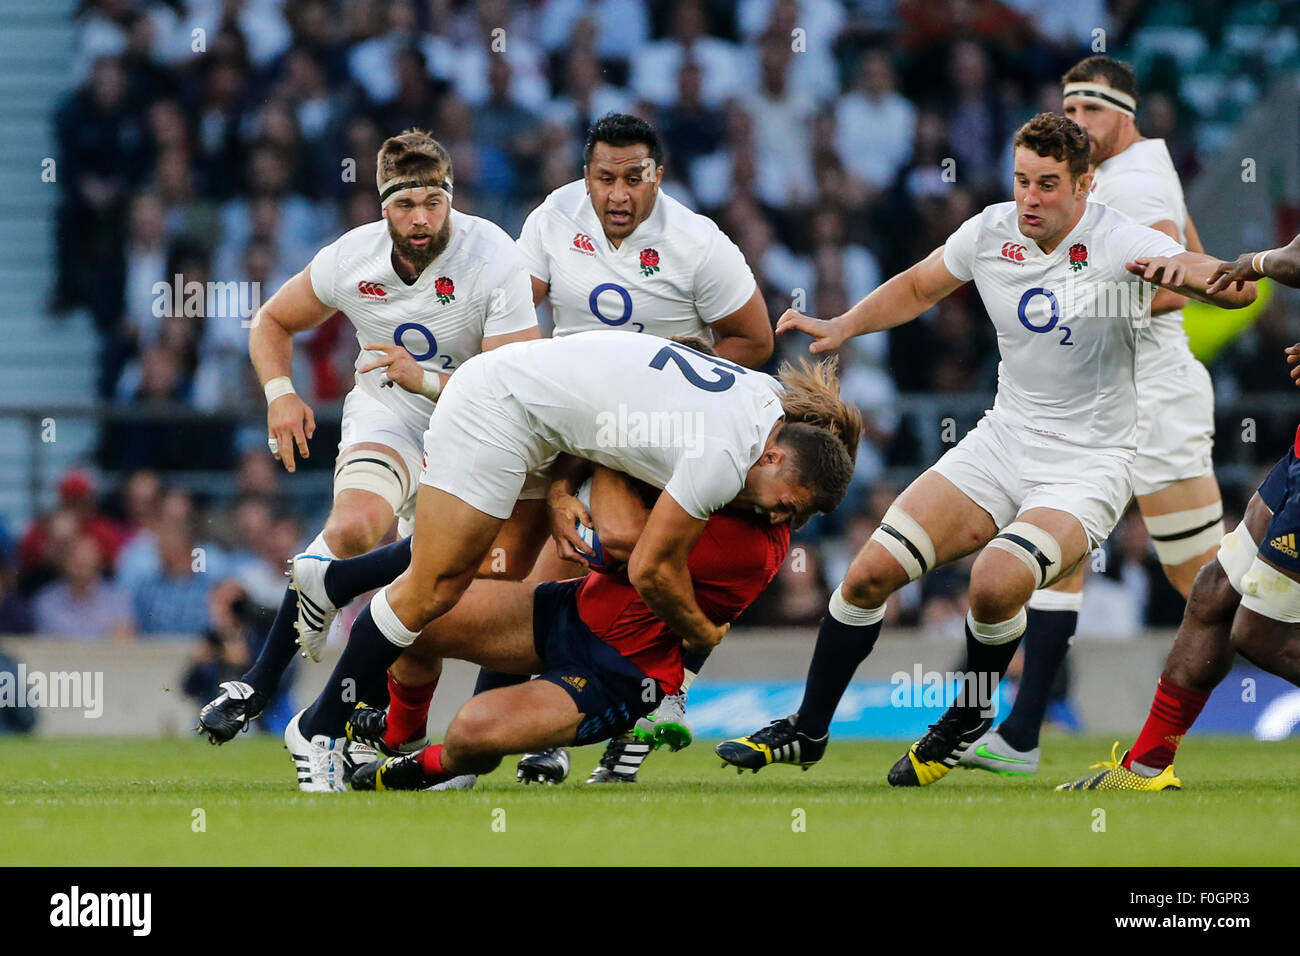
xmin=1286 ymin=344 xmax=1300 ymax=387
xmin=1126 ymin=257 xmax=1187 ymax=288
xmin=547 ymin=491 xmax=597 ymax=561
xmin=1207 ymin=253 xmax=1260 ymax=294
xmin=775 ymin=308 xmax=848 ymax=354
xmin=267 ymin=392 xmax=315 ymax=473
xmin=682 ymin=621 xmax=730 ymax=655
xmin=359 ymin=341 xmax=424 ymax=394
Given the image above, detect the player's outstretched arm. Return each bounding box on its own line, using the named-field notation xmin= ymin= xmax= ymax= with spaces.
xmin=1127 ymin=252 xmax=1257 ymax=308
xmin=1208 ymin=233 xmax=1300 ymax=293
xmin=249 ymin=265 xmax=336 ymax=472
xmin=709 ymin=288 xmax=774 ymax=368
xmin=628 ymin=495 xmax=728 ymax=653
xmin=775 ymin=245 xmax=965 ymax=353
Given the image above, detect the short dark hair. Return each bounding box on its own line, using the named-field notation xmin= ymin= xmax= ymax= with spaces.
xmin=1061 ymin=55 xmax=1138 ymax=103
xmin=1012 ymin=112 xmax=1091 ymax=181
xmin=583 ymin=112 xmax=664 ymax=168
xmin=776 ymin=422 xmax=854 ymax=518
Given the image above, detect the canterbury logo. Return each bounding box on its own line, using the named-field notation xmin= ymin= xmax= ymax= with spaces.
xmin=357 ymin=281 xmax=387 ymax=298
xmin=571 ymin=233 xmax=596 ymax=253
xmin=1270 ymin=534 xmax=1297 ymax=558
xmin=560 ymin=675 xmax=587 ymax=691
xmin=1000 ymin=242 xmax=1026 ymax=263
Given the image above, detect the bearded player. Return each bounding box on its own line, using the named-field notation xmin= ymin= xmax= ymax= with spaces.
xmin=507 ymin=113 xmax=774 ymax=785
xmin=717 ymin=113 xmax=1255 ymax=786
xmin=1058 ymin=235 xmax=1300 ymax=790
xmin=196 ymin=130 xmax=544 ymax=761
xmin=963 ymin=56 xmax=1229 ymax=775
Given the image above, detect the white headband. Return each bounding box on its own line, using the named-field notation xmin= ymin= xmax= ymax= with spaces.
xmin=378 ymin=175 xmax=453 ymax=209
xmin=1063 ymin=81 xmax=1136 ymax=117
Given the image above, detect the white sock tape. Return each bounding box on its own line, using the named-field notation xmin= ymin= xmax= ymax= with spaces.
xmin=1216 ymin=519 xmax=1256 ymax=595
xmin=1239 ymin=557 xmax=1300 ymax=623
xmin=369 ymin=586 xmax=422 ymax=648
xmin=967 ymin=608 xmax=1028 ymax=645
xmin=1026 ymin=588 xmax=1083 ymax=612
xmin=828 ymin=585 xmax=886 ymax=626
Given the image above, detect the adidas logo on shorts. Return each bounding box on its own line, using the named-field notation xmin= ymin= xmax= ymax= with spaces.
xmin=1269 ymin=533 xmax=1298 ymax=558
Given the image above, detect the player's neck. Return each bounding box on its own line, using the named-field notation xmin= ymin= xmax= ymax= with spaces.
xmin=1098 ymin=127 xmax=1144 ymax=168
xmin=1037 ymin=202 xmax=1088 ymax=256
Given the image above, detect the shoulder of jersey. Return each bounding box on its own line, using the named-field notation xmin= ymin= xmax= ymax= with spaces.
xmin=330 ymin=219 xmax=391 ymax=257
xmin=656 ymin=188 xmax=728 ymax=252
xmin=535 ymin=179 xmax=591 ymax=222
xmin=447 ymin=207 xmax=522 ymax=265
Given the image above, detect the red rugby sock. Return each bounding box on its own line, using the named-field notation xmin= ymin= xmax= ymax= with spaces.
xmin=419 ymin=743 xmax=448 ymax=776
xmin=384 ymin=672 xmax=437 ymax=751
xmin=1125 ymin=678 xmax=1210 ymax=772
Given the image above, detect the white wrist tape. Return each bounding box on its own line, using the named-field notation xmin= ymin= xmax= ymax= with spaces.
xmin=264 ymin=376 xmax=296 ymax=404
xmin=418 ymin=370 xmax=443 ymax=401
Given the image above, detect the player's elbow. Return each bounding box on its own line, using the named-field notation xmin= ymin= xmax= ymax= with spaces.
xmin=717 ymin=329 xmax=773 ymax=368
xmin=627 ymin=551 xmax=671 ymax=597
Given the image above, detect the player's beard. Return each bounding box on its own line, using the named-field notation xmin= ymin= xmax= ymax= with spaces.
xmin=390 ymin=216 xmax=451 ymax=276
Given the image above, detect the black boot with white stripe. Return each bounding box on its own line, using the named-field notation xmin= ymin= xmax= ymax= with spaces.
xmin=587 ymin=732 xmax=653 ymax=783
xmin=715 ymin=715 xmax=827 ymax=773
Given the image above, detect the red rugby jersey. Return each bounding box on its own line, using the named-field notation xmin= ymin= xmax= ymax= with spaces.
xmin=574 ymin=512 xmax=791 ymax=695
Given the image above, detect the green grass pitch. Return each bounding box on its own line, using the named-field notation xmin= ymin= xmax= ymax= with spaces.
xmin=2 ymin=734 xmax=1298 ymax=866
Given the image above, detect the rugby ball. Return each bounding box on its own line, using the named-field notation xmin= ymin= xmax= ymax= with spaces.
xmin=573 ymin=477 xmax=612 ymax=571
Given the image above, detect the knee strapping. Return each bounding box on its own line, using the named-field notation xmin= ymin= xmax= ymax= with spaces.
xmin=869 ymin=505 xmax=936 ymax=582
xmin=986 ymin=522 xmax=1064 ymax=589
xmin=1239 ymin=557 xmax=1300 ymax=624
xmin=1144 ymin=503 xmax=1224 ymax=566
xmin=1216 ymin=519 xmax=1256 ymax=595
xmin=334 ymin=448 xmax=409 ymax=513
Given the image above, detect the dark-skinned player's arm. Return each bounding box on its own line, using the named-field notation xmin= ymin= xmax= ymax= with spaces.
xmin=1208 ymin=233 xmax=1300 ymax=293
xmin=249 ymin=264 xmax=337 ymax=473
xmin=709 ymin=287 xmax=773 ymax=368
xmin=1127 ymin=251 xmax=1257 ymax=308
xmin=628 ymin=494 xmax=727 ymax=654
xmin=775 ymin=245 xmax=966 ymax=353
xmin=530 ymin=275 xmax=549 ymax=306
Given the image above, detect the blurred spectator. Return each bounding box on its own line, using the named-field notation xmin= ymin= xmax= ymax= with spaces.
xmin=630 ymin=0 xmax=739 ymax=108
xmin=19 ymin=470 xmax=124 ymax=584
xmin=835 ymin=50 xmax=916 ymax=195
xmin=0 ymin=561 xmax=34 ymax=636
xmin=132 ymin=517 xmax=215 ymax=636
xmin=32 ymin=534 xmax=135 ymax=641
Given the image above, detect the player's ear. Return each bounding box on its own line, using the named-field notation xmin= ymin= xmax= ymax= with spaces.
xmin=1076 ymin=170 xmax=1093 ymax=197
xmin=582 ymin=165 xmax=590 ymax=192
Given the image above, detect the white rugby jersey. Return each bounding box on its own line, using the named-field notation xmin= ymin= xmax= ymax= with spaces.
xmin=482 ymin=330 xmax=785 ymax=519
xmin=309 ymin=212 xmax=536 ymax=430
xmin=517 ymin=180 xmax=756 ymax=340
xmin=943 ymin=200 xmax=1183 ymax=453
xmin=1088 ymin=138 xmax=1192 ymax=373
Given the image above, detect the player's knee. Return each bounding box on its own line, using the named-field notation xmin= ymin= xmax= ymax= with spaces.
xmin=1184 ymin=558 xmax=1239 ymax=627
xmin=842 ymin=549 xmax=903 ymax=608
xmin=968 ymin=561 xmax=1029 ymax=623
xmin=443 ymin=702 xmax=506 ymax=772
xmin=323 ymin=509 xmax=385 ymax=558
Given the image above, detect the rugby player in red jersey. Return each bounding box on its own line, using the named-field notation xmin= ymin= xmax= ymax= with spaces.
xmin=334 ymin=464 xmax=791 ymax=791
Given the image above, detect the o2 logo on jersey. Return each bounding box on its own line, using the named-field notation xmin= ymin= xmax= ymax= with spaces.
xmin=393 ymin=322 xmax=455 ymax=370
xmin=1018 ymin=288 xmax=1072 ymax=346
xmin=589 ymin=283 xmax=644 ymax=333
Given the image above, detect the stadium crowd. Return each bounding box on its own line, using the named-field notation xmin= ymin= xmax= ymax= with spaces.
xmin=10 ymin=0 xmax=1296 ymax=669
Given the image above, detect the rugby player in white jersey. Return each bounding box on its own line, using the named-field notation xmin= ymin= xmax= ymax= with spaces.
xmin=284 ymin=330 xmax=855 ymax=790
xmin=717 ymin=113 xmax=1256 ymax=786
xmin=963 ymin=56 xmax=1230 ymax=775
xmin=196 ymin=130 xmax=543 ymax=763
xmin=510 ymin=113 xmax=773 ymax=784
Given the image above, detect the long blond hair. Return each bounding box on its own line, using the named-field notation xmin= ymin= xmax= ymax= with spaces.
xmin=778 ymin=357 xmax=863 ymax=463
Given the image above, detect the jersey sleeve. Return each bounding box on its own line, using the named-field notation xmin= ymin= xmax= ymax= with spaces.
xmin=1099 ymin=170 xmax=1182 ymax=231
xmin=941 ymin=212 xmax=983 ymax=282
xmin=663 ymin=449 xmax=747 ymax=521
xmin=308 ymin=236 xmax=343 ymax=309
xmin=1109 ymin=220 xmax=1186 ymax=278
xmin=515 ymin=205 xmax=550 ymax=284
xmin=481 ymin=247 xmax=539 ymax=338
xmin=693 ymin=232 xmax=758 ymax=323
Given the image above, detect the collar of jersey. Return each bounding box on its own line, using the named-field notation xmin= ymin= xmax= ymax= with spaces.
xmin=1027 ymin=202 xmax=1096 ymax=262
